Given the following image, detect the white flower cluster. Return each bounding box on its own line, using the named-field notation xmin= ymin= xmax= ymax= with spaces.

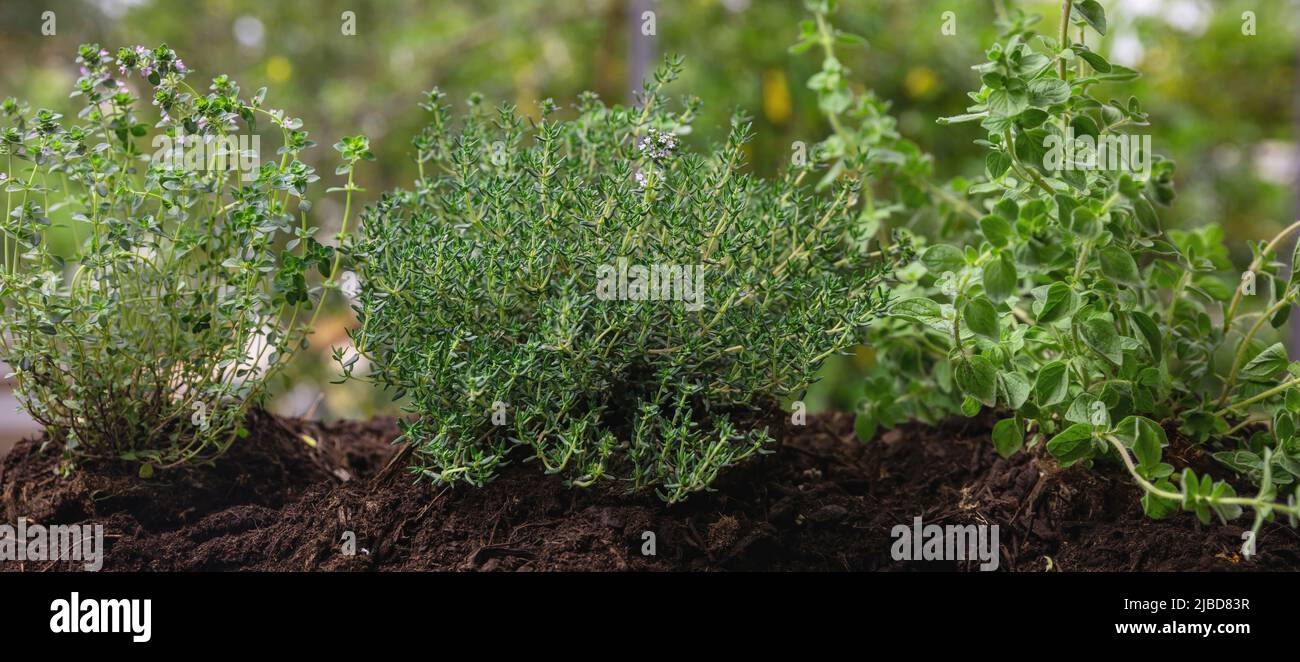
xmin=637 ymin=128 xmax=678 ymax=160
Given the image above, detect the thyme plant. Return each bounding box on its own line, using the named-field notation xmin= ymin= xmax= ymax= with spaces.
xmin=0 ymin=45 xmax=368 ymax=473
xmin=344 ymin=58 xmax=907 ymax=502
xmin=863 ymin=3 xmax=1300 ymax=548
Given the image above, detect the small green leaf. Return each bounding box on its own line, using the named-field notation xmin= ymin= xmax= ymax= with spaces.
xmin=1142 ymin=480 xmax=1178 ymax=519
xmin=921 ymin=244 xmax=964 ymax=274
xmin=1034 ymin=360 xmax=1070 ymax=406
xmin=992 ymin=418 xmax=1024 ymax=458
xmin=999 ymin=372 xmax=1032 ymax=410
xmin=1047 ymin=423 xmax=1095 ymax=466
xmin=1115 ymin=416 xmax=1166 ymax=475
xmin=1099 ymin=245 xmax=1140 ymax=284
xmin=891 ymin=297 xmax=944 ymax=325
xmin=1028 ymin=78 xmax=1070 ymax=107
xmin=955 ymin=354 xmax=998 ymax=407
xmin=979 ymin=215 xmax=1013 ymax=248
xmin=1074 ymin=0 xmax=1108 ymax=35
xmin=854 ymin=411 xmax=878 ymax=442
xmin=986 ymin=151 xmax=1012 ymax=179
xmin=1241 ymin=342 xmax=1289 ymax=380
xmin=963 ymin=296 xmax=1000 ymax=339
xmin=988 ymin=87 xmax=1029 ymax=117
xmin=1033 ymin=282 xmax=1075 ymax=324
xmin=1080 ymin=318 xmax=1123 ymax=365
xmin=982 ymin=253 xmax=1017 ymax=302
xmin=1129 ymin=311 xmax=1162 ymax=363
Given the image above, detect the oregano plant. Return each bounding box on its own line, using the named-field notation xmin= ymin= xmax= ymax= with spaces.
xmin=861 ymin=2 xmax=1300 ymax=549
xmin=343 ymin=57 xmax=909 ymax=502
xmin=0 ymin=45 xmax=368 ymax=474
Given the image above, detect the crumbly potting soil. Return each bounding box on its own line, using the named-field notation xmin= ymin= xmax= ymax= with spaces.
xmin=2 ymin=411 xmax=1296 ymax=571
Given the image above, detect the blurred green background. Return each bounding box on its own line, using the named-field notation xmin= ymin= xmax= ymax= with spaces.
xmin=0 ymin=0 xmax=1295 ymax=435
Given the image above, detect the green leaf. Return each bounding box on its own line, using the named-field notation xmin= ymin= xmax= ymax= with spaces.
xmin=938 ymin=112 xmax=990 ymax=125
xmin=1028 ymin=78 xmax=1070 ymax=107
xmin=955 ymin=354 xmax=998 ymax=407
xmin=1066 ymin=393 xmax=1107 ymax=426
xmin=1208 ymin=481 xmax=1243 ymax=523
xmin=1034 ymin=360 xmax=1070 ymax=406
xmin=1033 ymin=282 xmax=1075 ymax=324
xmin=1098 ymin=245 xmax=1140 ymax=284
xmin=979 ymin=215 xmax=1013 ymax=247
xmin=1241 ymin=342 xmax=1289 ymax=380
xmin=988 ymin=87 xmax=1029 ymax=117
xmin=1129 ymin=311 xmax=1162 ymax=363
xmin=921 ymin=244 xmax=964 ymax=274
xmin=986 ymin=151 xmax=1012 ymax=179
xmin=1070 ymin=208 xmax=1101 ymax=239
xmin=1286 ymin=388 xmax=1300 ymax=413
xmin=999 ymin=372 xmax=1032 ymax=410
xmin=1074 ymin=0 xmax=1108 ymax=35
xmin=994 ymin=198 xmax=1019 ymax=221
xmin=854 ymin=411 xmax=878 ymax=442
xmin=1070 ymin=45 xmax=1112 ymax=73
xmin=992 ymin=418 xmax=1024 ymax=458
xmin=1080 ymin=318 xmax=1123 ymax=365
xmin=963 ymin=296 xmax=1000 ymax=339
xmin=1142 ymin=480 xmax=1178 ymax=519
xmin=1115 ymin=416 xmax=1166 ymax=474
xmin=891 ymin=297 xmax=944 ymax=325
xmin=1133 ymin=197 xmax=1160 ymax=235
xmin=982 ymin=253 xmax=1017 ymax=302
xmin=1047 ymin=423 xmax=1095 ymax=466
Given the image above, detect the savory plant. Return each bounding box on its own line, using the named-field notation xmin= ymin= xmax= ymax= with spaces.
xmin=343 ymin=57 xmax=908 ymax=502
xmin=862 ymin=2 xmax=1299 ymax=547
xmin=0 ymin=44 xmax=367 ymax=473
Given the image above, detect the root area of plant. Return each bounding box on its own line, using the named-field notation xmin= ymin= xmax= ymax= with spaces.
xmin=3 ymin=411 xmax=1296 ymax=571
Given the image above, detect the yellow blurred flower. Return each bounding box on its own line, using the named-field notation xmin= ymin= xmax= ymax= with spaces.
xmin=266 ymin=55 xmax=292 ymax=83
xmin=762 ymin=68 xmax=792 ymax=125
xmin=904 ymin=66 xmax=937 ymax=99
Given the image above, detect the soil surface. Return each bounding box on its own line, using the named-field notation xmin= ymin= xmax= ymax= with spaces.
xmin=2 ymin=411 xmax=1297 ymax=571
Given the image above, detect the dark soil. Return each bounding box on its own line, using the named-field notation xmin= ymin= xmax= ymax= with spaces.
xmin=2 ymin=411 xmax=1297 ymax=571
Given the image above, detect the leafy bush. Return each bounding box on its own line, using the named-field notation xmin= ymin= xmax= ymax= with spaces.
xmin=0 ymin=44 xmax=367 ymax=472
xmin=344 ymin=59 xmax=907 ymax=502
xmin=861 ymin=2 xmax=1300 ymax=548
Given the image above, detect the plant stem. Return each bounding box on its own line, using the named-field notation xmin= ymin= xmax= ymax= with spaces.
xmin=1223 ymin=219 xmax=1300 ymax=334
xmin=1217 ymin=293 xmax=1294 ymax=408
xmin=1057 ymin=0 xmax=1075 ymax=80
xmin=1104 ymin=434 xmax=1299 ymax=516
xmin=305 ymin=168 xmax=356 ymax=335
xmin=1218 ymin=375 xmax=1300 ymax=417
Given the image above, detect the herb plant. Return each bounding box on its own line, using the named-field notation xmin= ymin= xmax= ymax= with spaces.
xmin=860 ymin=2 xmax=1300 ymax=546
xmin=343 ymin=58 xmax=907 ymax=502
xmin=0 ymin=45 xmax=367 ymax=473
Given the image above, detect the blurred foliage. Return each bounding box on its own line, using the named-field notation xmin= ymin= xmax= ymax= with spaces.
xmin=0 ymin=0 xmax=1295 ymax=420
